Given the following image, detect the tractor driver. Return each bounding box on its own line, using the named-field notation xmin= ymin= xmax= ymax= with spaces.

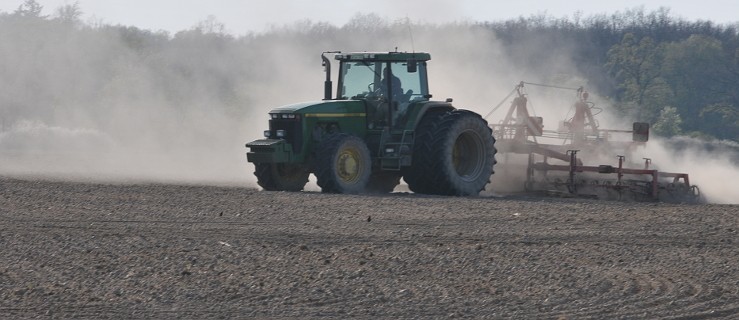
xmin=381 ymin=67 xmax=403 ymax=100
xmin=381 ymin=67 xmax=411 ymax=127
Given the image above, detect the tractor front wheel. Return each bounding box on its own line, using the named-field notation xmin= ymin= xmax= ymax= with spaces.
xmin=314 ymin=134 xmax=372 ymax=193
xmin=254 ymin=163 xmax=309 ymax=191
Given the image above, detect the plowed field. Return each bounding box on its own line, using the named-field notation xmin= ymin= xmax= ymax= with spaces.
xmin=1 ymin=177 xmax=737 ymax=319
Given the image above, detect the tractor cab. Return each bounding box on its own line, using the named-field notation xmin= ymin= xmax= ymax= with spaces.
xmin=331 ymin=52 xmax=431 ymax=130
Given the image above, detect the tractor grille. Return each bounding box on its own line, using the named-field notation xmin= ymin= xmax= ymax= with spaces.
xmin=269 ymin=119 xmax=303 ymax=153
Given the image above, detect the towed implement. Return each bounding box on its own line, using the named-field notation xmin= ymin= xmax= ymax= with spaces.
xmin=488 ymin=81 xmax=702 ymax=203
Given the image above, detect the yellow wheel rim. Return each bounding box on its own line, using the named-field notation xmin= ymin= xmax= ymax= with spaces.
xmin=337 ymin=147 xmax=362 ymax=183
xmin=452 ymin=130 xmax=485 ymax=179
xmin=453 ymin=142 xmax=462 ymax=169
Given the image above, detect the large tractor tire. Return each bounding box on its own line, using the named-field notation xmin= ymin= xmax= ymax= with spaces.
xmin=366 ymin=172 xmax=402 ymax=193
xmin=406 ymin=110 xmax=497 ymax=196
xmin=401 ymin=111 xmax=446 ymax=194
xmin=314 ymin=134 xmax=372 ymax=193
xmin=254 ymin=163 xmax=309 ymax=191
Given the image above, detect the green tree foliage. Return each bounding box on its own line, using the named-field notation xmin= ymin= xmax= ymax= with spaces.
xmin=700 ymin=104 xmax=739 ymax=141
xmin=662 ymin=35 xmax=735 ymax=135
xmin=652 ymin=106 xmax=683 ymax=137
xmin=606 ymin=34 xmax=672 ymax=121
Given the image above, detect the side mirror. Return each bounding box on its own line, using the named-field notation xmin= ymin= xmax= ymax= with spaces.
xmin=407 ymin=59 xmax=417 ymax=73
xmin=633 ymin=122 xmax=649 ymax=142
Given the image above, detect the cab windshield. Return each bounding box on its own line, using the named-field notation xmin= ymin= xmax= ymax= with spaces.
xmin=339 ymin=60 xmax=427 ymax=101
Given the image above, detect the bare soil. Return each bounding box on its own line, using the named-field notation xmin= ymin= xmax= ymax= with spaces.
xmin=1 ymin=176 xmax=738 ymax=319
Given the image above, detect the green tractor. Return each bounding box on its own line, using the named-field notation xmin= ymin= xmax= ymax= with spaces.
xmin=245 ymin=51 xmax=496 ymax=195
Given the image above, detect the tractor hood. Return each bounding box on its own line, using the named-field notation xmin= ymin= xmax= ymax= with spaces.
xmin=269 ymin=100 xmax=365 ymax=116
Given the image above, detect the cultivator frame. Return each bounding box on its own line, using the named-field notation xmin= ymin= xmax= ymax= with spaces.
xmin=488 ymin=81 xmax=701 ymax=203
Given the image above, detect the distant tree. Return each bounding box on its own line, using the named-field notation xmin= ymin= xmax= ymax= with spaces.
xmin=662 ymin=35 xmax=733 ymax=135
xmin=606 ymin=33 xmax=669 ymax=120
xmin=14 ymin=0 xmax=44 ymax=18
xmin=342 ymin=13 xmax=388 ymax=32
xmin=113 ymin=26 xmax=169 ymax=53
xmin=652 ymin=106 xmax=683 ymax=137
xmin=54 ymin=2 xmax=82 ymax=25
xmin=194 ymin=15 xmax=227 ymax=35
xmin=699 ymin=104 xmax=739 ymax=141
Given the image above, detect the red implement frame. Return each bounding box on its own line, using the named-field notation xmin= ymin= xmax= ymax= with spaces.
xmin=488 ymin=81 xmax=699 ymax=202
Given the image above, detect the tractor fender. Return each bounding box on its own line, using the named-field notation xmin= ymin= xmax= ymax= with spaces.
xmin=406 ymin=101 xmax=455 ymax=130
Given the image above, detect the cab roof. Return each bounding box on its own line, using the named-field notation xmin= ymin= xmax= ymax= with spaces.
xmin=334 ymin=52 xmax=431 ymax=62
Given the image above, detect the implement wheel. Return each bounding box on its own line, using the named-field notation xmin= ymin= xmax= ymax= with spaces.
xmin=314 ymin=134 xmax=372 ymax=193
xmin=254 ymin=163 xmax=309 ymax=191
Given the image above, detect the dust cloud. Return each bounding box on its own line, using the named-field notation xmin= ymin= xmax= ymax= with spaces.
xmin=0 ymin=10 xmax=319 ymax=186
xmin=632 ymin=137 xmax=739 ymax=204
xmin=0 ymin=7 xmax=736 ymax=203
xmin=0 ymin=11 xmax=560 ymax=188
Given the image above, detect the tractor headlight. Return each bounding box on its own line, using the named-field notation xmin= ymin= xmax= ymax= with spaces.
xmin=263 ymin=130 xmax=271 ymax=138
xmin=276 ymin=130 xmax=286 ymax=138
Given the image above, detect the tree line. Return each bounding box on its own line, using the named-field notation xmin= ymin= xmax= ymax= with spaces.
xmin=1 ymin=0 xmax=737 ymax=142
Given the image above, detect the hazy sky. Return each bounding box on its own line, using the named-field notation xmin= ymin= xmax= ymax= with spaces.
xmin=1 ymin=0 xmax=738 ymax=35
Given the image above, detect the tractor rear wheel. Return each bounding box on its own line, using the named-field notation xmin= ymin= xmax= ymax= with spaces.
xmin=254 ymin=163 xmax=309 ymax=191
xmin=406 ymin=110 xmax=496 ymax=196
xmin=366 ymin=172 xmax=401 ymax=193
xmin=314 ymin=134 xmax=372 ymax=193
xmin=401 ymin=111 xmax=445 ymax=194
